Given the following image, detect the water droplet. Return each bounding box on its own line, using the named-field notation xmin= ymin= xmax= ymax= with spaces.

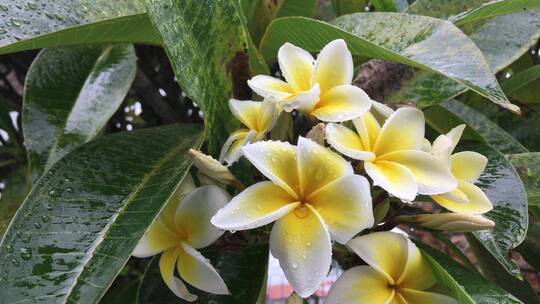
xmin=11 ymin=258 xmax=19 ymax=267
xmin=6 ymin=245 xmax=13 ymax=253
xmin=41 ymin=215 xmax=50 ymax=223
xmin=228 ymin=229 xmax=236 ymax=234
xmin=305 ymin=242 xmax=311 ymax=247
xmin=66 ymin=187 xmax=73 ymax=193
xmin=20 ymin=247 xmax=31 ymax=260
xmin=27 ymin=2 xmax=38 ymax=10
xmin=10 ymin=18 xmax=21 ymax=27
xmin=291 ymin=263 xmax=298 ymax=269
xmin=33 ymin=222 xmax=41 ymax=229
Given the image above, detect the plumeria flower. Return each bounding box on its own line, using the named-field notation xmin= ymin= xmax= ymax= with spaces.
xmin=247 ymin=39 xmax=371 ymax=122
xmin=211 ymin=137 xmax=373 ymax=297
xmin=325 ymin=107 xmax=457 ymax=201
xmin=133 ymin=177 xmax=230 ymax=302
xmin=219 ymin=98 xmax=280 ymax=164
xmin=427 ymin=125 xmax=493 ymax=214
xmin=326 ymin=232 xmax=457 ymax=304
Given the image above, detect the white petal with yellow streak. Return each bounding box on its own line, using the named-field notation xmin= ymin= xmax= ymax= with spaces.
xmin=248 ymin=75 xmax=293 ymax=101
xmin=378 ymin=150 xmax=457 ymax=195
xmin=373 ymin=107 xmax=425 ymax=156
xmin=311 ymin=85 xmax=371 ymax=122
xmin=160 ymin=175 xmax=195 ymax=230
xmin=397 ymin=238 xmax=436 ymax=290
xmin=364 ymin=161 xmax=417 ymax=202
xmin=435 ymin=186 xmax=470 ymax=204
xmin=431 ymin=135 xmax=453 ymax=166
xmin=159 ymin=247 xmax=197 ymax=302
xmin=312 ymin=39 xmax=353 ymax=93
xmin=133 ymin=219 xmax=179 ymax=258
xmin=228 ymin=99 xmax=261 ymax=130
xmin=278 ymin=43 xmax=315 ymax=92
xmin=325 ymin=123 xmax=376 ymax=161
xmin=270 ymin=204 xmax=331 ymax=298
xmin=445 ymin=124 xmax=466 ymax=152
xmin=371 ymin=100 xmax=394 ymax=120
xmin=433 ymin=180 xmax=493 ymax=214
xmin=308 ymin=175 xmax=373 ymax=244
xmin=353 ymin=112 xmax=381 ymax=151
xmin=325 ymin=266 xmax=394 ymax=304
xmin=297 ymin=136 xmax=353 ymax=197
xmin=219 ymin=129 xmax=255 ymax=165
xmin=280 ymin=83 xmax=320 ymax=113
xmin=347 ymin=232 xmax=409 ymax=284
xmin=175 ymin=185 xmax=230 ymax=249
xmin=451 ymin=151 xmax=487 ymax=183
xmin=242 ymin=140 xmax=300 ymax=198
xmin=211 ymin=181 xmax=299 ymax=230
xmin=177 ymin=242 xmax=229 ymax=295
xmin=257 ymin=99 xmax=280 ymax=133
xmin=399 ymin=289 xmax=458 ymax=304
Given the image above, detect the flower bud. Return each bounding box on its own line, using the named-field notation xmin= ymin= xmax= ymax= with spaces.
xmin=395 ymin=213 xmax=495 ymax=232
xmin=306 ymin=123 xmax=325 ymax=145
xmin=188 ymin=149 xmax=244 ymax=189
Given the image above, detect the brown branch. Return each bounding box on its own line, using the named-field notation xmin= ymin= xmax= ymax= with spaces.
xmin=353 ymin=59 xmax=414 ymax=102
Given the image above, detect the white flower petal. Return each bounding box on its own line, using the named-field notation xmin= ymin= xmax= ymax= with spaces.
xmin=364 ymin=160 xmax=417 ymax=202
xmin=373 ymin=107 xmax=425 ymax=156
xmin=400 ymin=289 xmax=458 ymax=304
xmin=219 ymin=129 xmax=255 ymax=165
xmin=211 ymin=181 xmax=299 ymax=230
xmin=378 ymin=150 xmax=457 ymax=195
xmin=270 ymin=204 xmax=331 ymax=298
xmin=159 ymin=248 xmax=198 ymax=302
xmin=433 ymin=180 xmax=493 ymax=214
xmin=312 ymin=39 xmax=354 ymax=93
xmin=280 ymin=83 xmax=320 ymax=113
xmin=177 ymin=242 xmax=229 ymax=295
xmin=247 ymin=75 xmax=293 ymax=101
xmin=278 ymin=42 xmax=315 ymax=92
xmin=325 ymin=266 xmax=394 ymax=304
xmin=311 ymin=85 xmax=371 ymax=122
xmin=308 ymin=175 xmax=374 ymax=244
xmin=445 ymin=124 xmax=466 ymax=153
xmin=352 ymin=112 xmax=381 ymax=151
xmin=175 ymin=185 xmax=230 ymax=249
xmin=161 ymin=175 xmax=196 ymax=230
xmin=451 ymin=151 xmax=488 ymax=183
xmin=228 ymin=99 xmax=260 ymax=130
xmin=325 ymin=123 xmax=375 ymax=161
xmin=133 ymin=219 xmax=179 ymax=258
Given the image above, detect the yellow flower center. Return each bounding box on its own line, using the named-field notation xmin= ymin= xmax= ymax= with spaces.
xmin=293 ymin=203 xmax=310 ymax=219
xmin=177 ymin=227 xmax=188 ymax=241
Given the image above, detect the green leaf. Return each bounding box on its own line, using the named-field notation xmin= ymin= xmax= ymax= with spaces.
xmin=451 ymin=0 xmax=540 ymax=26
xmin=406 ymin=0 xmax=485 ymax=19
xmin=23 ymin=44 xmax=137 ymax=183
xmin=427 ymin=100 xmax=528 ymax=154
xmin=465 ymin=234 xmax=539 ymax=303
xmin=0 ymin=1 xmax=160 ymax=55
xmin=417 ymin=242 xmax=523 ymax=304
xmin=0 ymin=166 xmax=31 ymax=236
xmin=502 ymin=64 xmax=540 ymax=104
xmin=260 ymin=14 xmax=516 ymax=112
xmin=101 ymin=279 xmax=139 ymax=304
xmin=516 ymin=222 xmax=540 ymax=271
xmin=371 ymin=0 xmax=408 ymax=12
xmin=509 ymin=153 xmax=540 ymax=206
xmin=334 ymin=0 xmax=368 ymax=16
xmin=145 ymin=0 xmax=252 ymax=156
xmin=387 ymin=9 xmax=540 ymax=108
xmin=0 ymin=124 xmax=203 ymax=304
xmin=463 ymin=144 xmax=529 ymax=278
xmin=137 ymin=244 xmax=269 ymax=304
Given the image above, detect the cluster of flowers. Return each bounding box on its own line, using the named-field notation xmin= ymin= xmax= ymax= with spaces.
xmin=133 ymin=40 xmax=494 ymax=303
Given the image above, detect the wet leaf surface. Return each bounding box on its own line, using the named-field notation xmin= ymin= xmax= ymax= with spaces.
xmin=508 ymin=153 xmax=540 ymax=206
xmin=0 ymin=124 xmax=203 ymax=304
xmin=451 ymin=0 xmax=540 ymax=25
xmin=260 ymin=13 xmax=514 ymax=112
xmin=23 ymin=44 xmax=137 ymax=182
xmin=145 ymin=0 xmax=251 ymax=156
xmin=137 ymin=244 xmax=269 ymax=304
xmin=0 ymin=0 xmax=159 ymax=55
xmin=516 ymin=222 xmax=540 ymax=271
xmin=418 ymin=242 xmax=523 ymax=304
xmin=501 ymin=64 xmax=540 ymax=104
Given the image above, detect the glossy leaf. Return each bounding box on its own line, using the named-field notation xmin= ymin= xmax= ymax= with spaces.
xmin=23 ymin=44 xmax=137 ymax=183
xmin=260 ymin=14 xmax=515 ymax=112
xmin=465 ymin=234 xmax=539 ymax=303
xmin=371 ymin=0 xmax=408 ymax=12
xmin=516 ymin=222 xmax=540 ymax=271
xmin=387 ymin=9 xmax=540 ymax=108
xmin=334 ymin=0 xmax=368 ymax=16
xmin=0 ymin=1 xmax=159 ymax=55
xmin=451 ymin=0 xmax=540 ymax=26
xmin=502 ymin=65 xmax=540 ymax=104
xmin=0 ymin=124 xmax=204 ymax=304
xmin=461 ymin=144 xmax=528 ymax=278
xmin=137 ymin=244 xmax=269 ymax=304
xmin=145 ymin=0 xmax=253 ymax=156
xmin=509 ymin=153 xmax=540 ymax=206
xmin=101 ymin=279 xmax=139 ymax=304
xmin=427 ymin=100 xmax=528 ymax=154
xmin=0 ymin=166 xmax=31 ymax=236
xmin=405 ymin=0 xmax=485 ymax=19
xmin=417 ymin=242 xmax=523 ymax=304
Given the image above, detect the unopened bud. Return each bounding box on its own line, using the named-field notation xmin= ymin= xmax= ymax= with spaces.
xmin=189 ymin=149 xmax=244 ymax=189
xmin=395 ymin=213 xmax=495 ymax=232
xmin=306 ymin=123 xmax=325 ymax=145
